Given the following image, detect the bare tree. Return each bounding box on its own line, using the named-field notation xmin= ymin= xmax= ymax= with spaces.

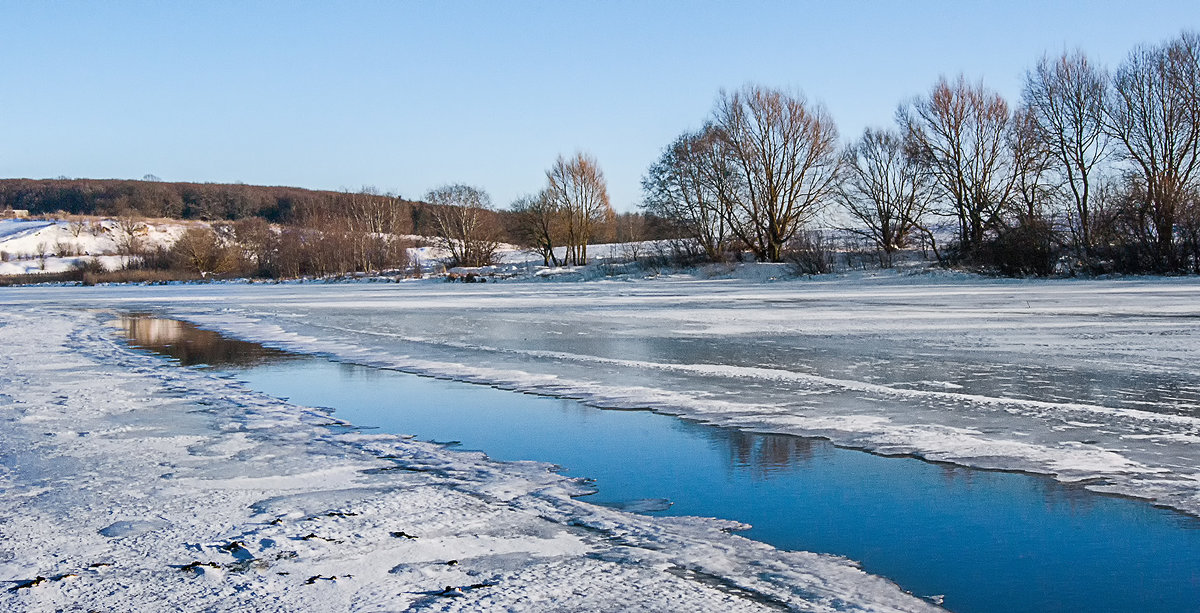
xmin=711 ymin=85 xmax=841 ymax=262
xmin=114 ymin=212 xmax=147 ymax=266
xmin=900 ymin=75 xmax=1017 ymax=257
xmin=545 ymin=153 xmax=614 ymax=265
xmin=1008 ymin=105 xmax=1058 ymax=224
xmin=641 ymin=128 xmax=733 ymax=262
xmin=1023 ymin=50 xmax=1110 ymax=253
xmin=510 ymin=192 xmax=562 ymax=266
xmin=344 ymin=187 xmax=411 ymax=235
xmin=425 ymin=184 xmax=502 ymax=268
xmin=836 ymin=128 xmax=935 ymax=263
xmin=1105 ymin=31 xmax=1200 ymax=270
xmin=68 ymin=219 xmax=88 ymax=238
xmin=351 ymin=232 xmax=408 ymax=273
xmin=231 ymin=217 xmax=277 ymax=275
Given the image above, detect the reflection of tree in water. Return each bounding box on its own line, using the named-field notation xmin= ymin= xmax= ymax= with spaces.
xmin=939 ymin=464 xmax=982 ymax=487
xmin=1035 ymin=478 xmax=1101 ymax=517
xmin=938 ymin=463 xmax=1114 ymax=519
xmin=117 ymin=315 xmax=293 ymax=367
xmin=726 ymin=429 xmax=816 ymax=478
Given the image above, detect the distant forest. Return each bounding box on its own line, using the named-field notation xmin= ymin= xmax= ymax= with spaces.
xmin=0 ymin=178 xmax=667 ymax=248
xmin=0 ymin=177 xmax=433 ymax=230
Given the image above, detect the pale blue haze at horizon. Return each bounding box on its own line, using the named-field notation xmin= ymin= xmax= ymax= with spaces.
xmin=0 ymin=1 xmax=1195 ymax=211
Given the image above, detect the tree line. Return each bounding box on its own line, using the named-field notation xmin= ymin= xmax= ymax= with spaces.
xmin=0 ymin=178 xmax=431 ymax=230
xmin=642 ymin=31 xmax=1200 ymax=275
xmin=420 ymin=152 xmax=675 ymax=268
xmin=0 ymin=174 xmax=668 ymax=281
xmin=0 ymin=175 xmax=665 ymax=273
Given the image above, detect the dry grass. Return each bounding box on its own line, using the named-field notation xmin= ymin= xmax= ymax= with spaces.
xmin=0 ymin=268 xmax=205 ymax=287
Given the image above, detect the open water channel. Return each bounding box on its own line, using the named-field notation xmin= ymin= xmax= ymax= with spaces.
xmin=117 ymin=314 xmax=1200 ymax=613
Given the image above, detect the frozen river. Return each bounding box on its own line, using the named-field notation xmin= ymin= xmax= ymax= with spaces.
xmin=8 ymin=274 xmax=1196 ymax=512
xmin=4 ymin=273 xmax=1200 ymax=610
xmin=118 ymin=313 xmax=1200 ymax=613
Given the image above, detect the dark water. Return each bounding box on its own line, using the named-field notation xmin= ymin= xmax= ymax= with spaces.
xmin=118 ymin=315 xmax=1200 ymax=613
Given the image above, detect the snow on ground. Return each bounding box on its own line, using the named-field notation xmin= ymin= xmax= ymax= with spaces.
xmin=0 ymin=217 xmax=686 ymax=278
xmin=0 ymin=218 xmax=190 ymax=275
xmin=0 ymin=254 xmax=127 ymax=276
xmin=405 ymin=239 xmax=680 ymax=276
xmin=0 ymin=218 xmax=189 ymax=258
xmin=0 ymin=307 xmax=938 ymax=611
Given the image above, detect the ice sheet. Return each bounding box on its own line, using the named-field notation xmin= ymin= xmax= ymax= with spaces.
xmin=6 ymin=274 xmax=1193 ymax=515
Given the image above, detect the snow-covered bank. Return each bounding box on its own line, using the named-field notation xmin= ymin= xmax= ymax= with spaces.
xmin=0 ymin=309 xmax=937 ymax=611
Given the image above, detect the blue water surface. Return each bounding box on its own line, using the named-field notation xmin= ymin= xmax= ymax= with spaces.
xmin=230 ymin=359 xmax=1200 ymax=613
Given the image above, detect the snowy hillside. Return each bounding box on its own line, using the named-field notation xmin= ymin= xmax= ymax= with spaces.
xmin=0 ymin=217 xmax=662 ymax=278
xmin=0 ymin=218 xmax=189 ymax=275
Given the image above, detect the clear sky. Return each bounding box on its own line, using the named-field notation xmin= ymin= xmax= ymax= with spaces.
xmin=1 ymin=1 xmax=1196 ymax=211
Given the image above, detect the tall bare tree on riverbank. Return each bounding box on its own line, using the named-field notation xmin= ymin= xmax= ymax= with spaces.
xmin=900 ymin=75 xmax=1017 ymax=257
xmin=640 ymin=85 xmax=840 ymax=263
xmin=641 ymin=129 xmax=734 ymax=261
xmin=836 ymin=128 xmax=936 ymax=263
xmin=713 ymin=85 xmax=841 ymax=262
xmin=545 ymin=153 xmax=614 ymax=266
xmin=1105 ymin=31 xmax=1200 ymax=271
xmin=510 ymin=192 xmax=563 ymax=266
xmin=1023 ymin=51 xmax=1110 ymax=253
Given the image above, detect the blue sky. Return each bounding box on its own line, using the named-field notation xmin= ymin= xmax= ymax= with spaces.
xmin=0 ymin=1 xmax=1195 ymax=211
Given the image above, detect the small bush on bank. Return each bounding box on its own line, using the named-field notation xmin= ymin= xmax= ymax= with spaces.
xmin=974 ymin=218 xmax=1060 ymax=277
xmin=784 ymin=231 xmax=834 ymax=276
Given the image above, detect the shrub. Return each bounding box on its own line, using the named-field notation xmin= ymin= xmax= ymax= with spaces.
xmin=976 ymin=218 xmax=1059 ymax=276
xmin=72 ymin=257 xmax=106 ymax=274
xmin=784 ymin=231 xmax=834 ymax=276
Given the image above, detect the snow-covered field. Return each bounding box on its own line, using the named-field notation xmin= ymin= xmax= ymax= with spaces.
xmin=3 ymin=272 xmax=1199 ymax=610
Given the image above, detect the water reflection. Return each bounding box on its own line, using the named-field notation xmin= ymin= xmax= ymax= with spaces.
xmin=725 ymin=429 xmax=816 ymax=477
xmin=116 ymin=314 xmax=293 ymax=367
